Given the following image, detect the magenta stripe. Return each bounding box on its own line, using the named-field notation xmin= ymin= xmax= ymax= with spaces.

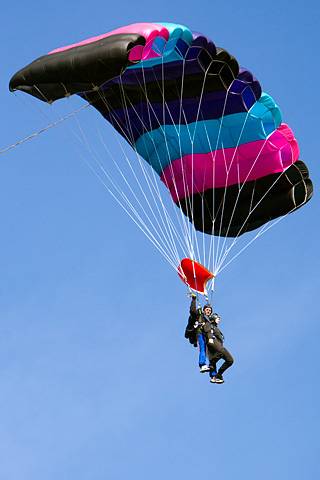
xmin=49 ymin=23 xmax=169 ymax=55
xmin=160 ymin=124 xmax=299 ymax=202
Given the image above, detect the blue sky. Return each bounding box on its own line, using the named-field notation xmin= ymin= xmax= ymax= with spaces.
xmin=0 ymin=1 xmax=319 ymax=479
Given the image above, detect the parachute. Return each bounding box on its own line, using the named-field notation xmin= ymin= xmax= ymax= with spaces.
xmin=9 ymin=22 xmax=313 ymax=295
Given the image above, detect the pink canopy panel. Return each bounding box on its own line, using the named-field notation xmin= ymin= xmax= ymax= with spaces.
xmin=160 ymin=124 xmax=299 ymax=202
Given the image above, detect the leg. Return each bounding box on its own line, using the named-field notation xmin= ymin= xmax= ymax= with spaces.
xmin=216 ymin=347 xmax=234 ymax=377
xmin=207 ymin=340 xmax=224 ymax=377
xmin=197 ymin=333 xmax=207 ymax=366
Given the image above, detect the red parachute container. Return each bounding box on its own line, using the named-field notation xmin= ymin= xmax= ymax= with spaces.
xmin=178 ymin=258 xmax=214 ymax=295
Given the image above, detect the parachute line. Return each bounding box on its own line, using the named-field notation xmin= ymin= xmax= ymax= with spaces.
xmin=0 ymin=103 xmax=90 ymax=156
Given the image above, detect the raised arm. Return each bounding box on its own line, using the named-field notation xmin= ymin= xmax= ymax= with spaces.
xmin=189 ymin=295 xmax=198 ymax=317
xmin=184 ymin=294 xmax=199 ymax=347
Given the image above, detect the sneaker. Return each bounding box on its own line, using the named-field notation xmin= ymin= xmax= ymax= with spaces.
xmin=199 ymin=365 xmax=211 ymax=373
xmin=215 ymin=375 xmax=224 ymax=384
xmin=210 ymin=376 xmax=217 ymax=383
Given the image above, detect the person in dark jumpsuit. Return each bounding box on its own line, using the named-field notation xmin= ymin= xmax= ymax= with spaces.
xmin=185 ymin=295 xmax=234 ymax=384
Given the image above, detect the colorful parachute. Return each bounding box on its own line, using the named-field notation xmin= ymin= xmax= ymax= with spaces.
xmin=9 ymin=22 xmax=313 ymax=293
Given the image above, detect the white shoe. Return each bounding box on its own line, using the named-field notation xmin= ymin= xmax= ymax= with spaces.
xmin=200 ymin=365 xmax=211 ymax=373
xmin=213 ymin=376 xmax=224 ymax=384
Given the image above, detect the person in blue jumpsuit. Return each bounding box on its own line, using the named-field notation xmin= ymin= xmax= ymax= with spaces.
xmin=184 ymin=293 xmax=210 ymax=372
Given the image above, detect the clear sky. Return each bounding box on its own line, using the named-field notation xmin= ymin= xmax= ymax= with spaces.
xmin=0 ymin=1 xmax=319 ymax=479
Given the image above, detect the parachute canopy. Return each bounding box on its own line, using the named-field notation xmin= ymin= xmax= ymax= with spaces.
xmin=9 ymin=22 xmax=313 ymax=244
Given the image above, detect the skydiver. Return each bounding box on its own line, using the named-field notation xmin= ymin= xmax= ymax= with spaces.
xmin=185 ymin=293 xmax=210 ymax=373
xmin=185 ymin=294 xmax=234 ymax=384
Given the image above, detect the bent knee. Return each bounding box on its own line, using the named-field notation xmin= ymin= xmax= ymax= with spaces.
xmin=226 ymin=356 xmax=234 ymax=366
